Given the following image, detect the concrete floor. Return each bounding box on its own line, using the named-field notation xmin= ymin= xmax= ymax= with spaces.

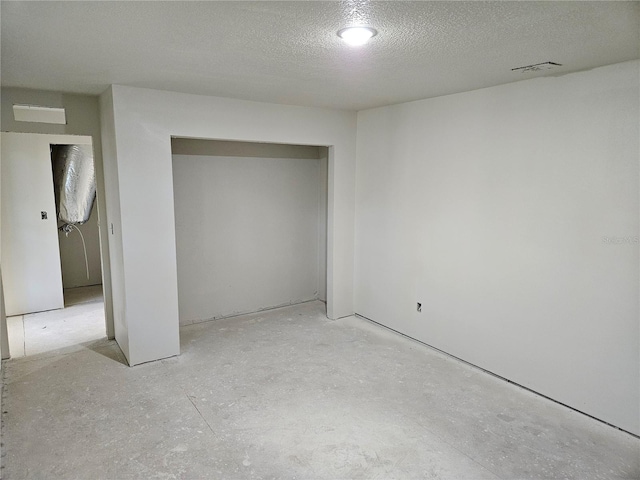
xmin=1 ymin=300 xmax=638 ymax=479
xmin=6 ymin=284 xmax=105 ymax=359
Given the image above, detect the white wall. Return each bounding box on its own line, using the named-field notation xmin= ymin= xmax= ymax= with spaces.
xmin=318 ymin=148 xmax=328 ymax=302
xmin=99 ymin=89 xmax=128 ymax=359
xmin=355 ymin=61 xmax=640 ymax=435
xmin=172 ymin=141 xmax=326 ymax=324
xmin=0 ymin=268 xmax=7 ymax=360
xmin=0 ymin=133 xmax=5 ymax=361
xmin=1 ymin=88 xmax=114 ymax=337
xmin=100 ymin=86 xmax=356 ymax=366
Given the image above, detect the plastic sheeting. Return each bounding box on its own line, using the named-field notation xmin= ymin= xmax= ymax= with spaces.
xmin=51 ymin=144 xmax=96 ymax=225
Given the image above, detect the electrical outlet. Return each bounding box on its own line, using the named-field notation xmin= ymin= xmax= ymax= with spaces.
xmin=417 ymin=302 xmax=422 ymax=312
xmin=41 ymin=211 xmax=47 ymax=220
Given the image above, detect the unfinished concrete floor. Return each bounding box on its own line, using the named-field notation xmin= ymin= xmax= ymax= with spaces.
xmin=1 ymin=301 xmax=638 ymax=479
xmin=6 ymin=284 xmax=105 ymax=359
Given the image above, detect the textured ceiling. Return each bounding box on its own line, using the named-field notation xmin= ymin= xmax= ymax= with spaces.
xmin=1 ymin=1 xmax=639 ymax=110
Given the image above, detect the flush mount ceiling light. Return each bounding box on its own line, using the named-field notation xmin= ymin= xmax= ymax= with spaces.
xmin=337 ymin=26 xmax=377 ymax=46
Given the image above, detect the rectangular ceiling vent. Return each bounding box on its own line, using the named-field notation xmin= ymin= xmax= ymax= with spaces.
xmin=13 ymin=104 xmax=67 ymax=124
xmin=512 ymin=61 xmax=562 ymax=73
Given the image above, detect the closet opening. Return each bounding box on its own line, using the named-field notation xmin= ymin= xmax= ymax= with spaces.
xmin=171 ymin=138 xmax=328 ymax=330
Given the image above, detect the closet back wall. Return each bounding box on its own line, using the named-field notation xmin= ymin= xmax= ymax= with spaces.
xmin=172 ymin=139 xmax=327 ymax=325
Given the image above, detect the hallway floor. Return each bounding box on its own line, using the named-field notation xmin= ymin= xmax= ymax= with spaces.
xmin=1 ymin=301 xmax=638 ymax=479
xmin=6 ymin=284 xmax=105 ymax=359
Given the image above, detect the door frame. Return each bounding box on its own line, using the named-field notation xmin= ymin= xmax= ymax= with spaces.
xmin=0 ymin=132 xmax=113 ymax=357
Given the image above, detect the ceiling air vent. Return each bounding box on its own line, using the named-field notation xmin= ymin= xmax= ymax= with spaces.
xmin=512 ymin=62 xmax=562 ymax=73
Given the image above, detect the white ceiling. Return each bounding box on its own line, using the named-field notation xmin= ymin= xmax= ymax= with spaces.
xmin=2 ymin=1 xmax=638 ymax=110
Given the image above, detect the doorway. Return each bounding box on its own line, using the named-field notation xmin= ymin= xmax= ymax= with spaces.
xmin=1 ymin=132 xmax=108 ymax=358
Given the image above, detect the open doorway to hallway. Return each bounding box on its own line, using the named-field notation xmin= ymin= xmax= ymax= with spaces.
xmin=1 ymin=132 xmax=109 ymax=359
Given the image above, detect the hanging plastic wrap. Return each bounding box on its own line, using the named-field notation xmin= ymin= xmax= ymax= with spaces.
xmin=51 ymin=144 xmax=96 ymax=225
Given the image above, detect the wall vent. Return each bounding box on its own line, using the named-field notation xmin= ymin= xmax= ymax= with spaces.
xmin=13 ymin=104 xmax=66 ymax=124
xmin=512 ymin=62 xmax=562 ymax=73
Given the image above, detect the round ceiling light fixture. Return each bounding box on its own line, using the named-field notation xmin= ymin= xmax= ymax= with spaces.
xmin=337 ymin=26 xmax=377 ymax=46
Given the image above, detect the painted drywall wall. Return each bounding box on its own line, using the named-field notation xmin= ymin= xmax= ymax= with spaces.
xmin=172 ymin=143 xmax=325 ymax=324
xmin=172 ymin=139 xmax=329 ymax=305
xmin=0 ymin=134 xmax=5 ymax=360
xmin=171 ymin=138 xmax=322 ymax=159
xmin=100 ymin=85 xmax=356 ymax=365
xmin=0 ymin=267 xmax=7 ymax=360
xmin=355 ymin=60 xmax=640 ymax=435
xmin=1 ymin=88 xmax=114 ymax=337
xmin=98 ymin=89 xmax=129 ymax=361
xmin=0 ymin=133 xmax=3 ymax=361
xmin=318 ymin=148 xmax=328 ymax=302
